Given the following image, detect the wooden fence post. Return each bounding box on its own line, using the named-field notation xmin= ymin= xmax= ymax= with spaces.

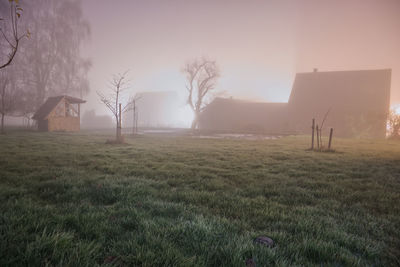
xmin=132 ymin=101 xmax=139 ymax=135
xmin=316 ymin=124 xmax=319 ymax=149
xmin=311 ymin=118 xmax=315 ymax=149
xmin=328 ymin=128 xmax=333 ymax=149
xmin=135 ymin=108 xmax=138 ymax=134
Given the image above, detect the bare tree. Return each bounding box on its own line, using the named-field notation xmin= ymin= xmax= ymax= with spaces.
xmin=182 ymin=57 xmax=220 ymax=130
xmin=18 ymin=0 xmax=90 ymax=108
xmin=317 ymin=108 xmax=331 ymax=148
xmin=0 ymin=68 xmax=20 ymax=134
xmin=18 ymin=89 xmax=36 ymax=128
xmin=0 ymin=0 xmax=28 ymax=70
xmin=0 ymin=75 xmax=11 ymax=134
xmin=388 ymin=108 xmax=400 ymax=139
xmin=97 ymin=71 xmax=132 ymax=143
xmin=52 ymin=0 xmax=91 ymax=99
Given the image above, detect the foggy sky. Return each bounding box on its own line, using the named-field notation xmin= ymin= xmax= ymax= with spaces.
xmin=81 ymin=0 xmax=400 ymax=122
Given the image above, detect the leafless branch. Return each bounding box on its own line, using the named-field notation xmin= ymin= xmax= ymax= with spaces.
xmin=124 ymin=94 xmax=142 ymax=113
xmin=96 ymin=91 xmax=117 ymax=116
xmin=182 ymin=57 xmax=220 ymax=129
xmin=97 ymin=71 xmax=132 ymax=141
xmin=320 ymin=108 xmax=331 ymax=131
xmin=0 ymin=1 xmax=28 ymax=70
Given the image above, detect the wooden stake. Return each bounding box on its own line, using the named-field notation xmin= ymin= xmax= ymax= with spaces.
xmin=311 ymin=118 xmax=315 ymax=149
xmin=135 ymin=107 xmax=138 ymax=134
xmin=316 ymin=124 xmax=319 ymax=149
xmin=328 ymin=128 xmax=333 ymax=149
xmin=132 ymin=100 xmax=135 ymax=135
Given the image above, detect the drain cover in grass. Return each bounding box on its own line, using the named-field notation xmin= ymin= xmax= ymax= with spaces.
xmin=254 ymin=236 xmax=274 ymax=247
xmin=245 ymin=258 xmax=256 ymax=267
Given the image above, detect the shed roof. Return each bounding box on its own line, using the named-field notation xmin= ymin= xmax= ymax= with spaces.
xmin=32 ymin=95 xmax=85 ymax=120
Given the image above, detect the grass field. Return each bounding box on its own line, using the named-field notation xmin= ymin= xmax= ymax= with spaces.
xmin=0 ymin=131 xmax=399 ymax=266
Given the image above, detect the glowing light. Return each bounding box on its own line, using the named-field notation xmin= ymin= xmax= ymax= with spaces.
xmin=174 ymin=106 xmax=193 ymax=128
xmin=394 ymin=105 xmax=400 ymax=115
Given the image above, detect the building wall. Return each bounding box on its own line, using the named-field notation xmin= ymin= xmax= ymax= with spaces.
xmin=46 ymin=98 xmax=81 ymax=132
xmin=34 ymin=96 xmax=84 ymax=132
xmin=124 ymin=91 xmax=181 ymax=128
xmin=47 ymin=117 xmax=80 ymax=132
xmin=199 ymin=70 xmax=391 ymax=138
xmin=287 ymin=69 xmax=391 ymax=138
xmin=38 ymin=120 xmax=48 ymax=131
xmin=199 ymin=98 xmax=289 ymax=134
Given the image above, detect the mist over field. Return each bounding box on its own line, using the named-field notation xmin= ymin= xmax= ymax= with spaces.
xmin=81 ymin=0 xmax=400 ymax=126
xmin=0 ymin=0 xmax=399 ymax=266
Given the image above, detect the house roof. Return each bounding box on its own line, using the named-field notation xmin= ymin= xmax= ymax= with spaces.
xmin=32 ymin=95 xmax=85 ymax=120
xmin=287 ymin=69 xmax=391 ymax=138
xmin=288 ymin=69 xmax=391 ymax=111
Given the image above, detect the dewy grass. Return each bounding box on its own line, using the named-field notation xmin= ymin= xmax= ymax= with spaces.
xmin=0 ymin=131 xmax=399 ymax=266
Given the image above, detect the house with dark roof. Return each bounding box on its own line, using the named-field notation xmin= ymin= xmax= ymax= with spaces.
xmin=199 ymin=69 xmax=391 ymax=138
xmin=287 ymin=69 xmax=391 ymax=138
xmin=32 ymin=95 xmax=86 ymax=132
xmin=198 ymin=98 xmax=289 ymax=134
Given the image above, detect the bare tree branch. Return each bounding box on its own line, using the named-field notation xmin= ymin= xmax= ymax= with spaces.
xmin=97 ymin=71 xmax=132 ymax=142
xmin=0 ymin=1 xmax=28 ymax=70
xmin=320 ymin=108 xmax=331 ymax=131
xmin=182 ymin=57 xmax=220 ymax=130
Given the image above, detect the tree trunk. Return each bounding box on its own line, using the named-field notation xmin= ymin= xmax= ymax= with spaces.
xmin=191 ymin=112 xmax=199 ymax=130
xmin=35 ymin=82 xmax=46 ymax=109
xmin=117 ymin=103 xmax=122 ymax=142
xmin=115 ymin=115 xmax=119 ymax=141
xmin=1 ymin=113 xmax=4 ymax=134
xmin=135 ymin=108 xmax=138 ymax=134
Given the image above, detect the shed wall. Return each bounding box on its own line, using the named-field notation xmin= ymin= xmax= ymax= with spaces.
xmin=47 ymin=117 xmax=80 ymax=132
xmin=38 ymin=120 xmax=48 ymax=131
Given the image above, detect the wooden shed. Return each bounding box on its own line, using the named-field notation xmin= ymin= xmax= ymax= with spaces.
xmin=32 ymin=95 xmax=86 ymax=132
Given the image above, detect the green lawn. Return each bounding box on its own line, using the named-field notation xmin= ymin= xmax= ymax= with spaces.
xmin=0 ymin=131 xmax=399 ymax=266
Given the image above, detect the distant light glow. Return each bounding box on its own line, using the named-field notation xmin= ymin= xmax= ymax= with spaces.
xmin=81 ymin=0 xmax=400 ymax=123
xmin=394 ymin=105 xmax=400 ymax=115
xmin=177 ymin=106 xmax=194 ymax=128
